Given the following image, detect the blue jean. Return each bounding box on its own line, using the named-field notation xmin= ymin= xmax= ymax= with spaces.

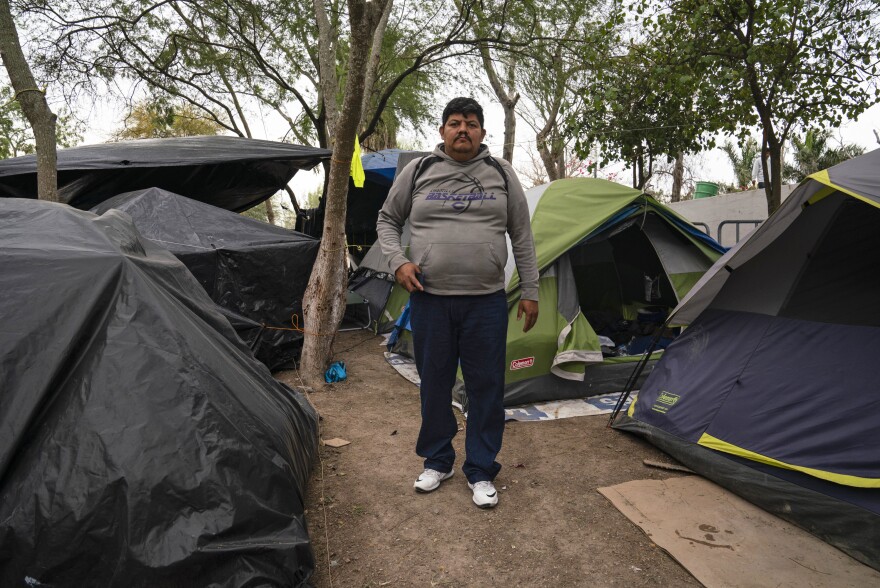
xmin=409 ymin=290 xmax=508 ymax=483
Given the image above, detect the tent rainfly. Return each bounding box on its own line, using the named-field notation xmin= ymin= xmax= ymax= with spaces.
xmin=91 ymin=187 xmax=321 ymax=370
xmin=0 ymin=135 xmax=330 ymax=211
xmin=614 ymin=148 xmax=880 ymax=571
xmin=0 ymin=198 xmax=319 ymax=585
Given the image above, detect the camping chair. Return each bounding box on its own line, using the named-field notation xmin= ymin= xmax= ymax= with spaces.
xmin=339 ymin=290 xmax=372 ymax=331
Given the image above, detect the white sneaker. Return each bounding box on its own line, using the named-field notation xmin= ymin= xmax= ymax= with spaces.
xmin=414 ymin=468 xmax=454 ymax=493
xmin=468 ymin=480 xmax=499 ymax=508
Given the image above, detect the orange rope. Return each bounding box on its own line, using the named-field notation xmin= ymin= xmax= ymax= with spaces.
xmin=259 ymin=314 xmax=336 ymax=337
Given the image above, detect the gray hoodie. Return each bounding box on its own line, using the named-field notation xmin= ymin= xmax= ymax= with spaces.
xmin=376 ymin=144 xmax=539 ymax=300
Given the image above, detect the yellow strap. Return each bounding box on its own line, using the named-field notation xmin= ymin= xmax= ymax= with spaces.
xmin=698 ymin=433 xmax=880 ymax=488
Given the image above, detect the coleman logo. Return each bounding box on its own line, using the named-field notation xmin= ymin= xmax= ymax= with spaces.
xmin=656 ymin=392 xmax=680 ymax=406
xmin=651 ymin=391 xmax=681 ymax=415
xmin=510 ymin=357 xmax=534 ymax=370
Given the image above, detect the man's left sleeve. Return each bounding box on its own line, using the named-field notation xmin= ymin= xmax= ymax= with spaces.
xmin=504 ymin=161 xmax=539 ymax=301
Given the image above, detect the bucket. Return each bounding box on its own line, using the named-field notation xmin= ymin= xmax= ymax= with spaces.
xmin=694 ymin=181 xmax=719 ymax=199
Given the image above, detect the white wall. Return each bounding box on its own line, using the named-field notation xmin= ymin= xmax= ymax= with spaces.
xmin=667 ymin=185 xmax=796 ymax=247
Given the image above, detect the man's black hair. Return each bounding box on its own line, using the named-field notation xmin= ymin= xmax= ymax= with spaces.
xmin=441 ymin=97 xmax=484 ymax=128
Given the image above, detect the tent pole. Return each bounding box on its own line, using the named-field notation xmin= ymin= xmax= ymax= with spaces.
xmin=607 ymin=320 xmax=669 ymax=427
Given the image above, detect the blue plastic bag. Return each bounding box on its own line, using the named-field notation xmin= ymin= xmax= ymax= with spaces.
xmin=324 ymin=361 xmax=347 ymax=383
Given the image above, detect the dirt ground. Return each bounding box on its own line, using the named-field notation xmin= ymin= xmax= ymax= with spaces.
xmin=276 ymin=330 xmax=701 ymax=588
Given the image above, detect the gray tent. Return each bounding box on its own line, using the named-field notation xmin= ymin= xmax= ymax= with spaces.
xmin=615 ymin=148 xmax=880 ymax=570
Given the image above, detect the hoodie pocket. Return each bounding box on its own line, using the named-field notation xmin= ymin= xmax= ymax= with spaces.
xmin=418 ymin=242 xmax=504 ymax=291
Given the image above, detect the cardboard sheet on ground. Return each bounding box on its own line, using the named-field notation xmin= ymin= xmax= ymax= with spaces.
xmin=598 ymin=476 xmax=880 ymax=588
xmin=384 ymin=351 xmax=635 ymax=420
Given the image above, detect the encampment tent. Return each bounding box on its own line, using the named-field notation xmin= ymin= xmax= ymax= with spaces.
xmin=0 ymin=199 xmax=319 ymax=586
xmin=613 ymin=149 xmax=880 ymax=570
xmin=359 ymin=177 xmax=725 ymax=407
xmin=0 ymin=136 xmax=330 ymax=211
xmin=92 ymin=187 xmax=320 ymax=370
xmin=299 ymin=148 xmax=427 ymax=258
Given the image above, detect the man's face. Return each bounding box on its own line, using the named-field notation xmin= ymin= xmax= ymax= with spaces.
xmin=439 ymin=112 xmax=486 ymax=162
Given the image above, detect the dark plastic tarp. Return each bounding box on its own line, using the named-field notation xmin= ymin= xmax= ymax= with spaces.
xmin=0 ymin=198 xmax=319 ymax=586
xmin=91 ymin=187 xmax=320 ymax=370
xmin=0 ymin=136 xmax=331 ymax=211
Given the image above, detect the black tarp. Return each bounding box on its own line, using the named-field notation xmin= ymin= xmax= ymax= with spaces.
xmin=0 ymin=136 xmax=330 ymax=211
xmin=91 ymin=187 xmax=320 ymax=370
xmin=0 ymin=198 xmax=319 ymax=586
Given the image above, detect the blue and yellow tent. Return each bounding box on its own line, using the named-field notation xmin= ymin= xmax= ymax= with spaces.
xmin=614 ymin=148 xmax=880 ymax=570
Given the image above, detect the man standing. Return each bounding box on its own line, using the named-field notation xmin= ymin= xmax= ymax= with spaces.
xmin=376 ymin=97 xmax=539 ymax=508
xmin=752 ymin=147 xmax=770 ymax=189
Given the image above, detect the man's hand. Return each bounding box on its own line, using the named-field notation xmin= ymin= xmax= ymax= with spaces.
xmin=517 ymin=299 xmax=538 ymax=332
xmin=395 ymin=262 xmax=424 ymax=293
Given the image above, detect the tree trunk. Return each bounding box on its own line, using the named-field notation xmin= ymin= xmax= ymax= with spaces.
xmin=555 ymin=143 xmax=565 ymax=180
xmin=264 ymin=199 xmax=276 ymax=225
xmin=300 ymin=0 xmax=387 ymax=387
xmin=765 ymin=143 xmax=782 ymax=214
xmin=284 ymin=185 xmax=301 ymax=216
xmin=670 ymin=152 xmax=684 ymax=202
xmin=535 ymin=50 xmax=566 ymax=181
xmin=536 ymin=133 xmax=558 ymax=181
xmin=312 ymin=0 xmax=340 ymax=141
xmin=478 ymin=44 xmax=519 ymax=162
xmin=359 ymin=0 xmax=394 ymax=130
xmin=0 ymin=0 xmax=58 ymax=202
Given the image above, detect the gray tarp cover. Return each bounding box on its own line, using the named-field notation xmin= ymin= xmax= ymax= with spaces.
xmin=0 ymin=199 xmax=319 ymax=586
xmin=91 ymin=187 xmax=321 ymax=370
xmin=0 ymin=136 xmax=331 ymax=211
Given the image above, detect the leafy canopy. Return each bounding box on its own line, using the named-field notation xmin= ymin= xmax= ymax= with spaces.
xmin=0 ymin=85 xmax=83 ymax=158
xmin=114 ymin=98 xmax=223 ymax=140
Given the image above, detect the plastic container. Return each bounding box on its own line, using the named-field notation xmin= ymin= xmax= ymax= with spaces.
xmin=694 ymin=181 xmax=719 ymax=199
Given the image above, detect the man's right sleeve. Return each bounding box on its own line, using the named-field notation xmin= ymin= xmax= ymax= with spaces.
xmin=376 ymin=159 xmax=419 ymax=274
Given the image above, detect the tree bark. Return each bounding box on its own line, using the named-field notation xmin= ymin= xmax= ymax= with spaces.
xmin=312 ymin=0 xmax=340 ymax=141
xmin=0 ymin=0 xmax=58 ymax=202
xmin=300 ymin=0 xmax=387 ymax=387
xmin=765 ymin=143 xmax=782 ymax=214
xmin=757 ymin=127 xmax=781 ymax=215
xmin=479 ymin=44 xmax=519 ymax=162
xmin=536 ymin=118 xmax=563 ymax=182
xmin=264 ymin=199 xmax=276 ymax=225
xmin=284 ymin=185 xmax=301 ymax=216
xmin=359 ymin=0 xmax=394 ymax=130
xmin=670 ymin=152 xmax=684 ymax=202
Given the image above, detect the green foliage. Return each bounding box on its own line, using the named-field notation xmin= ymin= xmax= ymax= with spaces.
xmin=572 ymin=37 xmax=717 ymax=189
xmin=631 ymin=0 xmax=880 ymax=188
xmin=720 ymin=137 xmax=758 ymax=190
xmin=783 ymin=128 xmax=865 ymax=183
xmin=0 ymin=85 xmax=83 ymax=159
xmin=240 ymin=204 xmax=268 ymax=223
xmin=300 ymin=185 xmax=323 ymax=209
xmin=23 ymin=0 xmax=516 ymax=151
xmin=519 ymin=0 xmax=612 ymax=179
xmin=360 ymin=24 xmax=438 ymax=151
xmin=114 ymin=98 xmax=223 ymax=140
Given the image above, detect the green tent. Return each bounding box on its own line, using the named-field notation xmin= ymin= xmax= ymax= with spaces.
xmin=480 ymin=178 xmax=725 ymax=406
xmin=357 ymin=177 xmax=725 ymax=406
